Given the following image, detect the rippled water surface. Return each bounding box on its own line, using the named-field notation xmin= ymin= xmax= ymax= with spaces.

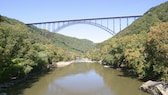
xmin=8 ymin=63 xmax=148 ymax=95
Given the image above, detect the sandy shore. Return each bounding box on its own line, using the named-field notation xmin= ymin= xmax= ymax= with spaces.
xmin=52 ymin=58 xmax=97 ymax=67
xmin=52 ymin=61 xmax=74 ymax=67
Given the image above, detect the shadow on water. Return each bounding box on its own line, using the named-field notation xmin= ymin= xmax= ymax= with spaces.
xmin=6 ymin=70 xmax=54 ymax=95
xmin=117 ymin=68 xmax=138 ymax=78
xmin=116 ymin=68 xmax=148 ymax=82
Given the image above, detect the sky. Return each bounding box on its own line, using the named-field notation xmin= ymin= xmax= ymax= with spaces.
xmin=1 ymin=0 xmax=167 ymax=43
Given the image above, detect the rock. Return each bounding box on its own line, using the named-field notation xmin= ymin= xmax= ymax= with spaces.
xmin=0 ymin=93 xmax=7 ymax=95
xmin=140 ymin=80 xmax=168 ymax=95
xmin=104 ymin=65 xmax=113 ymax=68
xmin=98 ymin=60 xmax=103 ymax=64
xmin=104 ymin=65 xmax=110 ymax=68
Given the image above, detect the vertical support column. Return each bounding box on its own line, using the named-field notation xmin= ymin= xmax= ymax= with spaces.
xmin=52 ymin=23 xmax=55 ymax=32
xmin=119 ymin=18 xmax=121 ymax=31
xmin=101 ymin=19 xmax=102 ymax=25
xmin=62 ymin=21 xmax=65 ymax=27
xmin=48 ymin=23 xmax=50 ymax=32
xmin=57 ymin=22 xmax=60 ymax=31
xmin=39 ymin=24 xmax=42 ymax=35
xmin=107 ymin=19 xmax=108 ymax=28
xmin=113 ymin=19 xmax=115 ymax=33
xmin=127 ymin=17 xmax=129 ymax=26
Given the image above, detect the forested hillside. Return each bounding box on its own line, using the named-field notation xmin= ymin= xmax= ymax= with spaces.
xmin=27 ymin=25 xmax=94 ymax=54
xmin=85 ymin=1 xmax=168 ymax=81
xmin=0 ymin=15 xmax=94 ymax=82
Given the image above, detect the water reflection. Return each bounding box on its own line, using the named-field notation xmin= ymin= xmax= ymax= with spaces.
xmin=47 ymin=70 xmax=113 ymax=95
xmin=8 ymin=63 xmax=148 ymax=95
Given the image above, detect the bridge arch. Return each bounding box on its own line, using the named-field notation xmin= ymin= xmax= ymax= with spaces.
xmin=54 ymin=21 xmax=115 ymax=35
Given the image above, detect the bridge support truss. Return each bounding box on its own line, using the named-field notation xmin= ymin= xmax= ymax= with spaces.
xmin=26 ymin=15 xmax=142 ymax=35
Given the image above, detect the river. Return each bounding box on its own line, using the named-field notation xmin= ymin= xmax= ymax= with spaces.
xmin=7 ymin=63 xmax=148 ymax=95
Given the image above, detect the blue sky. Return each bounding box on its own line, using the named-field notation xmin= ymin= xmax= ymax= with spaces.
xmin=1 ymin=0 xmax=167 ymax=43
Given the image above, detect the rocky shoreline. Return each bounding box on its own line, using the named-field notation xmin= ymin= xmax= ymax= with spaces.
xmin=140 ymin=80 xmax=168 ymax=95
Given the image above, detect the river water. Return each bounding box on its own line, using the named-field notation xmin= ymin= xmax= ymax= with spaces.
xmin=7 ymin=63 xmax=148 ymax=95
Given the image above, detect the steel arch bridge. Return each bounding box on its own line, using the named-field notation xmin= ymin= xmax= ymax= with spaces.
xmin=26 ymin=15 xmax=142 ymax=35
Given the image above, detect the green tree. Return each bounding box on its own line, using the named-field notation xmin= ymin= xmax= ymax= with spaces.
xmin=145 ymin=22 xmax=168 ymax=81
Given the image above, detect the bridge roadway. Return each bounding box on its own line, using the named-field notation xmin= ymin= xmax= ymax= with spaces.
xmin=26 ymin=15 xmax=142 ymax=35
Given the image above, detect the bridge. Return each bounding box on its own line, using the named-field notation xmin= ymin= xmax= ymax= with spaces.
xmin=26 ymin=15 xmax=142 ymax=35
